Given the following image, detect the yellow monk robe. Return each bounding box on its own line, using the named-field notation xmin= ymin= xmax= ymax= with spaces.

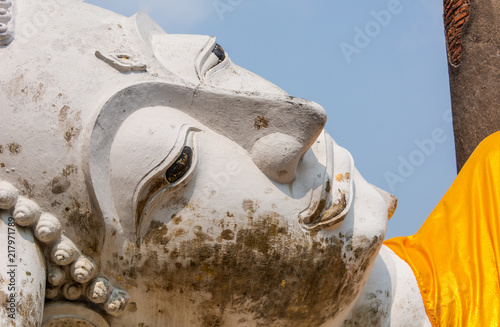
xmin=385 ymin=131 xmax=500 ymax=327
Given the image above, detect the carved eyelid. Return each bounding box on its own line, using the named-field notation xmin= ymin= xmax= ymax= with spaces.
xmin=196 ymin=37 xmax=227 ymax=80
xmin=133 ymin=125 xmax=199 ymax=238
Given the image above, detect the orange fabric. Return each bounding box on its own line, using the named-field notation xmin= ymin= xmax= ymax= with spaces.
xmin=384 ymin=131 xmax=500 ymax=327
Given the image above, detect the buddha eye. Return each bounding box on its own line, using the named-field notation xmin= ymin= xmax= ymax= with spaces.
xmin=165 ymin=146 xmax=193 ymax=183
xmin=197 ymin=42 xmax=227 ymax=79
xmin=213 ymin=43 xmax=225 ymax=62
xmin=135 ymin=129 xmax=199 ymax=238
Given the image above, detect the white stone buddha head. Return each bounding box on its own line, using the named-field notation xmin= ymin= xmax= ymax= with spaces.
xmin=0 ymin=0 xmax=394 ymax=325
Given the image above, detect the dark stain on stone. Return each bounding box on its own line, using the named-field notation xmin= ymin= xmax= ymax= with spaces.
xmin=0 ymin=163 xmax=5 ymax=168
xmin=254 ymin=116 xmax=269 ymax=130
xmin=0 ymin=145 xmax=3 ymax=154
xmin=62 ymin=164 xmax=77 ymax=177
xmin=65 ymin=127 xmax=79 ymax=143
xmin=17 ymin=293 xmax=37 ymax=326
xmin=148 ymin=177 xmax=168 ymax=194
xmin=58 ymin=105 xmax=70 ymax=121
xmin=342 ymin=289 xmax=389 ymax=326
xmin=325 ymin=180 xmax=331 ymax=193
xmin=220 ymin=229 xmax=234 ymax=241
xmin=18 ymin=178 xmax=34 ymax=198
xmin=202 ymin=314 xmax=223 ymax=327
xmin=169 ymin=248 xmax=180 ymax=260
xmin=144 ymin=220 xmax=170 ymax=245
xmin=136 ymin=176 xmax=169 ymax=235
xmin=7 ymin=143 xmax=21 ymax=155
xmin=242 ymin=199 xmax=259 ymax=214
xmin=304 ymin=191 xmax=348 ymax=229
xmin=194 ymin=226 xmax=214 ymax=242
xmin=50 ymin=165 xmax=77 ymax=194
xmin=50 ymin=176 xmax=70 ymax=194
xmin=123 ymin=211 xmax=381 ymax=326
xmin=64 ymin=198 xmax=102 ymax=258
xmin=31 ymin=83 xmax=45 ymax=102
xmin=0 ymin=288 xmax=9 ymax=317
xmin=172 ymin=214 xmax=182 ymax=225
xmin=58 ymin=105 xmax=82 ymax=146
xmin=276 ymin=170 xmax=288 ymax=177
xmin=325 ymin=192 xmax=348 ymax=218
xmin=174 ymin=228 xmax=187 ymax=238
xmin=302 ymin=199 xmax=326 ymax=225
xmin=128 ymin=302 xmax=137 ymax=312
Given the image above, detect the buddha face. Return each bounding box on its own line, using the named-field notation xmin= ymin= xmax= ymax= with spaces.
xmin=96 ymin=35 xmax=390 ymax=327
xmin=1 ymin=2 xmax=391 ymax=326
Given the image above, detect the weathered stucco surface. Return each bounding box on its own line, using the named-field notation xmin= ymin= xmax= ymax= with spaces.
xmin=0 ymin=0 xmax=432 ymax=325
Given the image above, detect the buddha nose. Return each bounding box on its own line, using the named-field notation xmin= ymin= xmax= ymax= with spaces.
xmin=249 ymin=98 xmax=327 ymax=184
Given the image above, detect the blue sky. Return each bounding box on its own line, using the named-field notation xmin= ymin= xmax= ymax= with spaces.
xmin=87 ymin=0 xmax=457 ymax=239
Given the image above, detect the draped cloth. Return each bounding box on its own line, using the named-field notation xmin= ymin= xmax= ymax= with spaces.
xmin=384 ymin=131 xmax=500 ymax=327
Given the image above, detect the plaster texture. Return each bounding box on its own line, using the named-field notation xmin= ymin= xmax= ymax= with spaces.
xmin=0 ymin=0 xmax=431 ymax=325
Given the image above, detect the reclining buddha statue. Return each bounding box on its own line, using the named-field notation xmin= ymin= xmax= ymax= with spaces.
xmin=1 ymin=0 xmax=499 ymax=326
